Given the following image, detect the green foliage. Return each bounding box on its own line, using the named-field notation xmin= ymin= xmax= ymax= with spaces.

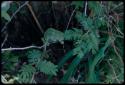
xmin=2 ymin=51 xmax=19 ymax=71
xmin=64 ymin=28 xmax=83 ymax=41
xmin=87 ymin=37 xmax=112 ymax=83
xmin=75 ymin=11 xmax=106 ymax=30
xmin=1 ymin=1 xmax=124 ymax=84
xmin=42 ymin=28 xmax=64 ymax=45
xmin=118 ymin=20 xmax=124 ymax=31
xmin=71 ymin=1 xmax=84 ymax=9
xmin=8 ymin=2 xmax=18 ymax=13
xmin=57 ymin=26 xmax=99 ymax=83
xmin=1 ymin=1 xmax=11 ymax=21
xmin=18 ymin=49 xmax=58 ymax=83
xmin=75 ymin=12 xmax=94 ymax=30
xmin=65 ymin=28 xmax=99 ymax=54
xmin=57 ymin=49 xmax=75 ymax=70
xmin=27 ymin=49 xmax=42 ymax=65
xmin=60 ymin=50 xmax=85 ymax=83
xmin=37 ymin=60 xmax=58 ymax=76
xmin=18 ymin=64 xmax=36 ymax=83
xmin=88 ymin=1 xmax=104 ymax=16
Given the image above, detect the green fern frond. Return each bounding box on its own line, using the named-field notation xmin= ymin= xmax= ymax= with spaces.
xmin=60 ymin=28 xmax=100 ymax=82
xmin=75 ymin=12 xmax=94 ymax=30
xmin=18 ymin=64 xmax=36 ymax=83
xmin=88 ymin=1 xmax=104 ymax=16
xmin=64 ymin=28 xmax=83 ymax=41
xmin=71 ymin=1 xmax=84 ymax=9
xmin=89 ymin=32 xmax=99 ymax=54
xmin=27 ymin=49 xmax=42 ymax=65
xmin=36 ymin=60 xmax=58 ymax=76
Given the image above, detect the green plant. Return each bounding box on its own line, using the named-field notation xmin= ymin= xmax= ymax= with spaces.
xmin=2 ymin=51 xmax=19 ymax=72
xmin=17 ymin=49 xmax=58 ymax=83
xmin=1 ymin=1 xmax=124 ymax=84
xmin=18 ymin=64 xmax=36 ymax=83
xmin=1 ymin=1 xmax=11 ymax=21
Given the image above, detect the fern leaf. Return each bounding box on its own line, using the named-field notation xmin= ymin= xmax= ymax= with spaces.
xmin=88 ymin=1 xmax=104 ymax=16
xmin=75 ymin=12 xmax=94 ymax=30
xmin=27 ymin=49 xmax=42 ymax=65
xmin=89 ymin=32 xmax=99 ymax=54
xmin=36 ymin=60 xmax=58 ymax=76
xmin=18 ymin=64 xmax=36 ymax=83
xmin=64 ymin=28 xmax=83 ymax=41
xmin=2 ymin=51 xmax=19 ymax=71
xmin=71 ymin=1 xmax=84 ymax=9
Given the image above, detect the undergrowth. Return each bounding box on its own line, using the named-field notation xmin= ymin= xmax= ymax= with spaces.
xmin=1 ymin=1 xmax=124 ymax=84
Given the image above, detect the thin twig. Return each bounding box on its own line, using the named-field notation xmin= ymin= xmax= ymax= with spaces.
xmin=26 ymin=3 xmax=44 ymax=34
xmin=84 ymin=1 xmax=87 ymax=16
xmin=66 ymin=7 xmax=77 ymax=30
xmin=100 ymin=1 xmax=102 ymax=4
xmin=107 ymin=60 xmax=121 ymax=83
xmin=30 ymin=73 xmax=35 ymax=83
xmin=1 ymin=34 xmax=8 ymax=48
xmin=108 ymin=20 xmax=123 ymax=65
xmin=112 ymin=42 xmax=123 ymax=65
xmin=99 ymin=30 xmax=124 ymax=39
xmin=107 ymin=15 xmax=124 ymax=36
xmin=1 ymin=1 xmax=29 ymax=33
xmin=111 ymin=2 xmax=123 ymax=12
xmin=1 ymin=45 xmax=45 ymax=52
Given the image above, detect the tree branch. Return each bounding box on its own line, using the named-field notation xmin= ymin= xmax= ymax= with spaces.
xmin=1 ymin=45 xmax=45 ymax=52
xmin=84 ymin=1 xmax=87 ymax=16
xmin=1 ymin=34 xmax=8 ymax=48
xmin=26 ymin=3 xmax=44 ymax=34
xmin=66 ymin=7 xmax=76 ymax=30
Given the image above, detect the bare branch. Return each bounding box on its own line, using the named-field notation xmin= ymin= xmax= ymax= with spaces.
xmin=84 ymin=1 xmax=87 ymax=16
xmin=26 ymin=3 xmax=44 ymax=34
xmin=1 ymin=34 xmax=8 ymax=48
xmin=66 ymin=7 xmax=77 ymax=30
xmin=1 ymin=45 xmax=45 ymax=52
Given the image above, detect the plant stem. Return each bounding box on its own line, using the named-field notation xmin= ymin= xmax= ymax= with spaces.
xmin=84 ymin=1 xmax=87 ymax=16
xmin=107 ymin=60 xmax=120 ymax=83
xmin=1 ymin=34 xmax=8 ymax=48
xmin=66 ymin=7 xmax=77 ymax=30
xmin=27 ymin=3 xmax=44 ymax=34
